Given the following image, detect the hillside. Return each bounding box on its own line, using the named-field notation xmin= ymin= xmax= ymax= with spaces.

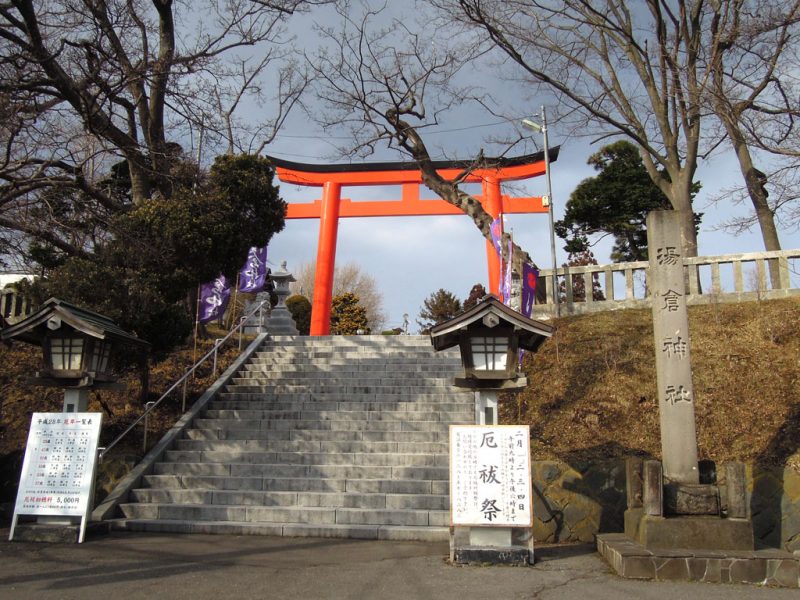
xmin=1 ymin=297 xmax=798 ymax=508
xmin=0 ymin=334 xmax=245 ymax=505
xmin=504 ymin=297 xmax=800 ymax=471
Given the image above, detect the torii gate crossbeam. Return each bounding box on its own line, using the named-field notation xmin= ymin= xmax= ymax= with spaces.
xmin=268 ymin=150 xmax=560 ymax=335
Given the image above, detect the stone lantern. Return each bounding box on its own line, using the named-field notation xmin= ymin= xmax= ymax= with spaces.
xmin=1 ymin=298 xmax=149 ymax=412
xmin=430 ymin=295 xmax=552 ymax=422
xmin=430 ymin=295 xmax=553 ymax=564
xmin=263 ymin=261 xmax=299 ymax=336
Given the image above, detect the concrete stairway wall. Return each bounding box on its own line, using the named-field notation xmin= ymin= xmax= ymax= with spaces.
xmin=114 ymin=335 xmax=474 ymax=540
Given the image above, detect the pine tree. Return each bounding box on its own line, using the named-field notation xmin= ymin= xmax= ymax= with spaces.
xmin=330 ymin=292 xmax=369 ymax=335
xmin=418 ymin=289 xmax=462 ymax=332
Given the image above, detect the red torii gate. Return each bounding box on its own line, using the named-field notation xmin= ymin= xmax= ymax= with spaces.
xmin=267 ymin=150 xmax=559 ymax=336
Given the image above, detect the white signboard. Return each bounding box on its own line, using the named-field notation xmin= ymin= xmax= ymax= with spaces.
xmin=450 ymin=425 xmax=532 ymax=527
xmin=10 ymin=412 xmax=102 ymax=543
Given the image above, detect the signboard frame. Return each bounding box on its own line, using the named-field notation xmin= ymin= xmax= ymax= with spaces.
xmin=10 ymin=412 xmax=103 ymax=543
xmin=449 ymin=424 xmax=533 ymax=527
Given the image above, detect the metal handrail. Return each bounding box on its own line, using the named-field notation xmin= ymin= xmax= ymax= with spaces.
xmin=98 ymin=299 xmax=269 ymax=460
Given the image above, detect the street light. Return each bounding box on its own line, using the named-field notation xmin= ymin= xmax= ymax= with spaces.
xmin=522 ymin=107 xmax=560 ymax=318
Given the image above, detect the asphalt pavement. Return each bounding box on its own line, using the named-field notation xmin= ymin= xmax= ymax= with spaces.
xmin=0 ymin=531 xmax=796 ymax=599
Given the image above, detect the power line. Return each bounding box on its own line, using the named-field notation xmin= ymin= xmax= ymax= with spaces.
xmin=271 ymin=117 xmax=518 ymax=141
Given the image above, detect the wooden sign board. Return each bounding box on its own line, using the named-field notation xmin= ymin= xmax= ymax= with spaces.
xmin=10 ymin=412 xmax=103 ymax=543
xmin=450 ymin=425 xmax=532 ymax=527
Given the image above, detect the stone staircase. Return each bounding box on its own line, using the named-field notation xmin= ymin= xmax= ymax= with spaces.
xmin=115 ymin=335 xmax=474 ymax=540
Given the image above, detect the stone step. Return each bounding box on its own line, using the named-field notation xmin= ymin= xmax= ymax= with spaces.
xmin=243 ymin=359 xmax=461 ymax=368
xmin=215 ymin=391 xmax=472 ymax=402
xmin=240 ymin=371 xmax=461 ymax=382
xmin=231 ymin=376 xmax=456 ymax=386
xmin=205 ymin=400 xmax=470 ymax=412
xmin=110 ymin=519 xmax=450 ymax=542
xmin=163 ymin=449 xmax=448 ymax=467
xmin=225 ymin=380 xmax=456 ymax=400
xmin=248 ymin=369 xmax=461 ymax=378
xmin=251 ymin=352 xmax=460 ymax=361
xmin=130 ymin=489 xmax=450 ymax=510
xmin=174 ymin=439 xmax=449 ymax=454
xmin=200 ymin=409 xmax=470 ymax=421
xmin=231 ymin=373 xmax=455 ymax=383
xmin=114 ymin=335 xmax=470 ymax=541
xmin=153 ymin=462 xmax=450 ymax=480
xmin=142 ymin=475 xmax=449 ymax=495
xmin=120 ymin=503 xmax=449 ymax=527
xmin=191 ymin=418 xmax=458 ymax=432
xmin=253 ymin=350 xmax=455 ymax=358
xmin=183 ymin=429 xmax=447 ymax=443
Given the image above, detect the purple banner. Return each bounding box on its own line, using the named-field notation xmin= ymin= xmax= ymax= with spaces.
xmin=489 ymin=218 xmax=502 ymax=256
xmin=238 ymin=246 xmax=268 ymax=293
xmin=503 ymin=240 xmax=513 ymax=304
xmin=198 ymin=275 xmax=231 ymax=324
xmin=521 ymin=263 xmax=539 ymax=318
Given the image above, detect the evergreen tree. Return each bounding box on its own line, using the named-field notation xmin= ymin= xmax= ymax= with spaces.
xmin=330 ymin=292 xmax=369 ymax=335
xmin=560 ymin=250 xmax=606 ymax=303
xmin=31 ymin=154 xmax=286 ymax=351
xmin=286 ymin=295 xmax=312 ymax=336
xmin=418 ymin=289 xmax=462 ymax=333
xmin=555 ymin=141 xmax=699 ymax=262
xmin=463 ymin=283 xmax=488 ymax=310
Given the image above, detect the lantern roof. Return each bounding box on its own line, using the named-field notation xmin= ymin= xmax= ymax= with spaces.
xmin=0 ymin=297 xmax=149 ymax=349
xmin=429 ymin=296 xmax=553 ymax=353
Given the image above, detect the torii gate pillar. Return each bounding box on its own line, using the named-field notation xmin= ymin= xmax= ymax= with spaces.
xmin=310 ymin=182 xmax=342 ymax=336
xmin=483 ymin=177 xmax=503 ymax=294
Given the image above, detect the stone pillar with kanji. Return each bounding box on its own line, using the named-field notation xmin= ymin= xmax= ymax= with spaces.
xmin=646 ymin=210 xmax=699 ymax=485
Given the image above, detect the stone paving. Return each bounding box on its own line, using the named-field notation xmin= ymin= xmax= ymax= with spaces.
xmin=2 ymin=532 xmax=800 ymax=600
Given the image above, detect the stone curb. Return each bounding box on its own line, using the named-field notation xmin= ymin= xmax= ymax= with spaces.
xmin=91 ymin=334 xmax=269 ymax=522
xmin=597 ymin=533 xmax=800 ymax=588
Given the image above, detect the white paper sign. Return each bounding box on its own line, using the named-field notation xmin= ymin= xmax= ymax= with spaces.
xmin=450 ymin=425 xmax=532 ymax=526
xmin=13 ymin=412 xmax=102 ymax=517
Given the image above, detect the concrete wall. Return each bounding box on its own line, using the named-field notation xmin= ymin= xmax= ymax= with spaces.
xmin=531 ymin=459 xmax=800 ymax=551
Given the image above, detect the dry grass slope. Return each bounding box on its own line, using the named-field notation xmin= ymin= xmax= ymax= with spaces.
xmin=0 ymin=335 xmax=245 ymax=504
xmin=2 ymin=299 xmax=798 ymax=506
xmin=503 ymin=297 xmax=800 ymax=471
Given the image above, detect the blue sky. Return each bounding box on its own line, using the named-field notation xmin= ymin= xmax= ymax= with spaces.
xmin=246 ymin=4 xmax=800 ymax=332
xmin=263 ymin=129 xmax=799 ymax=332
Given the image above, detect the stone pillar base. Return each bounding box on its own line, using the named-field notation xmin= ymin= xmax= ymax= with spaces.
xmin=598 ymin=533 xmax=799 ymax=587
xmin=625 ymin=509 xmax=754 ymax=551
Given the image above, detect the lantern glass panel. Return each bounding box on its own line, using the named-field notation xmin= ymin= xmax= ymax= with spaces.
xmin=50 ymin=337 xmax=84 ymax=371
xmin=89 ymin=340 xmax=111 ymax=373
xmin=470 ymin=336 xmax=508 ymax=371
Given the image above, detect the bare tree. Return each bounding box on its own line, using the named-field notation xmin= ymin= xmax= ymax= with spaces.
xmin=0 ymin=0 xmax=323 ymax=262
xmin=308 ymin=1 xmax=535 ymax=272
xmin=705 ymin=0 xmax=800 ymax=258
xmin=432 ymin=0 xmax=736 ymax=257
xmin=291 ymin=260 xmax=388 ymax=331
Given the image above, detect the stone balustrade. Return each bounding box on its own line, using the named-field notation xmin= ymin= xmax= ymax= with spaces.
xmin=0 ymin=289 xmax=33 ymax=326
xmin=532 ymin=249 xmax=800 ymax=318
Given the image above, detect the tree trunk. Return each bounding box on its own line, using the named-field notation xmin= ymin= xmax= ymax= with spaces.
xmin=730 ymin=131 xmax=782 ymax=288
xmin=668 ymin=179 xmax=698 ymax=259
xmin=128 ymin=160 xmax=152 ymax=205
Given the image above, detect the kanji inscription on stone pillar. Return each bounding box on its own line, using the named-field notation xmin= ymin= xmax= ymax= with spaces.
xmin=646 ymin=211 xmax=699 ymax=485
